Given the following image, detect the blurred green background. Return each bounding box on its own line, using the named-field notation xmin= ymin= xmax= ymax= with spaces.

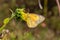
xmin=0 ymin=0 xmax=60 ymax=40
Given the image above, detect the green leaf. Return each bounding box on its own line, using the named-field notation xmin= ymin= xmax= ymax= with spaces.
xmin=24 ymin=32 xmax=35 ymax=40
xmin=10 ymin=32 xmax=16 ymax=40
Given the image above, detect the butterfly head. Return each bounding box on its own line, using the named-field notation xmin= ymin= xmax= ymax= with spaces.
xmin=15 ymin=8 xmax=27 ymax=21
xmin=15 ymin=8 xmax=24 ymax=20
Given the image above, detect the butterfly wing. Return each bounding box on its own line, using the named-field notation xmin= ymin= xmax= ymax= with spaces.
xmin=26 ymin=14 xmax=45 ymax=28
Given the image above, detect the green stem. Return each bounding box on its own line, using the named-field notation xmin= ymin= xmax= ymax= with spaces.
xmin=0 ymin=9 xmax=15 ymax=32
xmin=0 ymin=24 xmax=6 ymax=32
xmin=44 ymin=0 xmax=48 ymax=17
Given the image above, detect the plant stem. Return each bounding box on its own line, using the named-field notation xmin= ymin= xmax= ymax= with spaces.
xmin=0 ymin=9 xmax=15 ymax=32
xmin=44 ymin=0 xmax=48 ymax=17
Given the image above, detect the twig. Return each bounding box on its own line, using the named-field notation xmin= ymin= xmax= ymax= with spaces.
xmin=38 ymin=0 xmax=43 ymax=9
xmin=56 ymin=0 xmax=60 ymax=16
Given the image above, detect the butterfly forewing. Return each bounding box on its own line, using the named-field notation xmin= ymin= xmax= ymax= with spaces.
xmin=26 ymin=14 xmax=45 ymax=28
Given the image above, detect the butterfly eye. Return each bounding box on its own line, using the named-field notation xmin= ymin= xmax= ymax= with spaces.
xmin=16 ymin=9 xmax=20 ymax=13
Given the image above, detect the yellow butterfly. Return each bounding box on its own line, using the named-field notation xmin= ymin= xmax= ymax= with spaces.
xmin=16 ymin=8 xmax=45 ymax=28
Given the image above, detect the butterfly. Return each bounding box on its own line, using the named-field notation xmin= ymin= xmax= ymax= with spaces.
xmin=16 ymin=8 xmax=45 ymax=28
